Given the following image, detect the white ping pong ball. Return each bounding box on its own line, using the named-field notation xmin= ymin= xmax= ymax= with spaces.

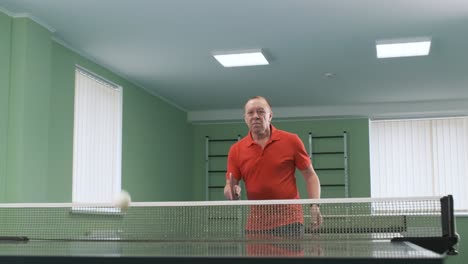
xmin=114 ymin=190 xmax=131 ymax=209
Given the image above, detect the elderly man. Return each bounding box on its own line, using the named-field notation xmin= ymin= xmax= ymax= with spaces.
xmin=224 ymin=96 xmax=322 ymax=236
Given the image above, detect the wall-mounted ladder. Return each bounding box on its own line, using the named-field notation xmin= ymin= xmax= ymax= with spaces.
xmin=205 ymin=136 xmax=240 ymax=201
xmin=308 ymin=131 xmax=349 ymax=198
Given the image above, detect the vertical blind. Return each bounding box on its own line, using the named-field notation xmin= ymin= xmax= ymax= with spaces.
xmin=370 ymin=117 xmax=468 ymax=212
xmin=72 ymin=67 xmax=122 ymax=204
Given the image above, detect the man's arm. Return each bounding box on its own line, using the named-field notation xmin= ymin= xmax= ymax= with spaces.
xmin=300 ymin=164 xmax=321 ymax=199
xmin=224 ymin=173 xmax=241 ymax=200
xmin=301 ymin=164 xmax=322 ymax=226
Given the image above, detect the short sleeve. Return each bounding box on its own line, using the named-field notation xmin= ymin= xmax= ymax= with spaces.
xmin=226 ymin=143 xmax=242 ymax=181
xmin=293 ymin=134 xmax=311 ymax=170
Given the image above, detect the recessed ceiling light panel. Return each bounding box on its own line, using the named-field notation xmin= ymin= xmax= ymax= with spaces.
xmin=376 ymin=37 xmax=431 ymax=59
xmin=213 ymin=49 xmax=269 ymax=67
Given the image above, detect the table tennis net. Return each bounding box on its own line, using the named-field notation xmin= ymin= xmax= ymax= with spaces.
xmin=0 ymin=196 xmax=453 ymax=242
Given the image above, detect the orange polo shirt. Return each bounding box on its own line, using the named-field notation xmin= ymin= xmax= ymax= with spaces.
xmin=227 ymin=125 xmax=311 ymax=231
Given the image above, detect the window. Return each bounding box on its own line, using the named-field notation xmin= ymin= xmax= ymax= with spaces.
xmin=370 ymin=117 xmax=468 ymax=213
xmin=72 ymin=66 xmax=122 ymax=204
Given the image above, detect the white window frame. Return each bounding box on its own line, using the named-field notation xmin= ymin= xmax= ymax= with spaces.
xmin=370 ymin=116 xmax=468 ymax=215
xmin=72 ymin=66 xmax=123 ymax=206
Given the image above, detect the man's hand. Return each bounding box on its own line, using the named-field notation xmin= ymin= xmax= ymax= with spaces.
xmin=224 ymin=173 xmax=241 ymax=200
xmin=310 ymin=204 xmax=323 ymax=229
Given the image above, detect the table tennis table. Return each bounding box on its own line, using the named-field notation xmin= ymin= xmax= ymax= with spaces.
xmin=0 ymin=238 xmax=443 ymax=264
xmin=0 ymin=195 xmax=458 ymax=264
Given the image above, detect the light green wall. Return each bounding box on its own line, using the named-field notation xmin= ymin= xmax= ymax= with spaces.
xmin=46 ymin=41 xmax=75 ymax=202
xmin=6 ymin=18 xmax=52 ymax=202
xmin=0 ymin=12 xmax=12 ymax=200
xmin=192 ymin=118 xmax=370 ymax=201
xmin=121 ymin=83 xmax=193 ymax=201
xmin=1 ymin=14 xmax=193 ymax=202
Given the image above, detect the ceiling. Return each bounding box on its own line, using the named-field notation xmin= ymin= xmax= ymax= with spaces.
xmin=1 ymin=0 xmax=468 ymax=121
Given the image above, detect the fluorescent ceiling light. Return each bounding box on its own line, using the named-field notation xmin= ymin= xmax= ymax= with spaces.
xmin=376 ymin=37 xmax=431 ymax=59
xmin=213 ymin=49 xmax=269 ymax=67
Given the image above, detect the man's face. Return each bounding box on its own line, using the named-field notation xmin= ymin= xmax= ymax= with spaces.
xmin=244 ymin=98 xmax=272 ymax=134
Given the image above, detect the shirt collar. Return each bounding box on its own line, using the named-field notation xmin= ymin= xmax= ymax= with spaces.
xmin=247 ymin=125 xmax=280 ymax=146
